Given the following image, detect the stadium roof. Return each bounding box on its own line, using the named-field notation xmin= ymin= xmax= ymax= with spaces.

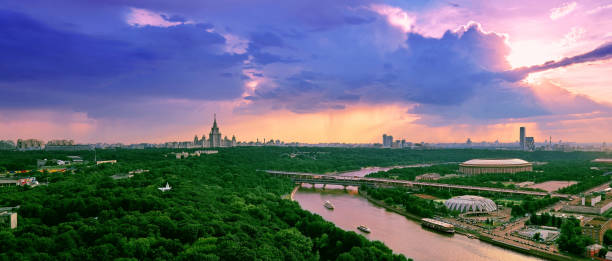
xmin=593 ymin=159 xmax=612 ymax=164
xmin=444 ymin=195 xmax=497 ymax=213
xmin=461 ymin=158 xmax=530 ymax=166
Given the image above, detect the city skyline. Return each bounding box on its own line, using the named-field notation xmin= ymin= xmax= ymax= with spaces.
xmin=3 ymin=127 xmax=608 ymax=149
xmin=2 ymin=115 xmax=612 ymax=146
xmin=1 ymin=0 xmax=612 ymax=143
xmin=3 ymin=1 xmax=612 ymax=260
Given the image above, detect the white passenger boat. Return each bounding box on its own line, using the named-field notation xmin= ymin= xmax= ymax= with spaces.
xmin=357 ymin=225 xmax=371 ymax=233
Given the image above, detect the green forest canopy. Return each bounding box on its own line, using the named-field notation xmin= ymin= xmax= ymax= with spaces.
xmin=0 ymin=147 xmax=415 ymax=260
xmin=0 ymin=147 xmax=610 ymax=260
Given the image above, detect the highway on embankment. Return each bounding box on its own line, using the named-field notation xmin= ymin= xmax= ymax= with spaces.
xmin=263 ymin=170 xmax=572 ymax=199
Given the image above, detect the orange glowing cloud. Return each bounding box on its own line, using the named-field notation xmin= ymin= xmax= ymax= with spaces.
xmin=216 ymin=105 xmax=543 ymax=144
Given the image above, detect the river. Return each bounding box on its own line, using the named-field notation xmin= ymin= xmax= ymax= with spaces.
xmin=335 ymin=165 xmax=435 ymax=177
xmin=293 ymin=165 xmax=543 ymax=261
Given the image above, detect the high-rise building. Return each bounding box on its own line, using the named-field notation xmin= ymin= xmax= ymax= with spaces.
xmin=0 ymin=140 xmax=15 ymax=150
xmin=382 ymin=134 xmax=393 ymax=148
xmin=393 ymin=140 xmax=402 ymax=148
xmin=47 ymin=139 xmax=74 ymax=146
xmin=202 ymin=114 xmax=239 ymax=148
xmin=525 ymin=137 xmax=535 ymax=151
xmin=16 ymin=139 xmax=44 ymax=150
xmin=200 ymin=135 xmax=206 ymax=147
xmin=519 ymin=127 xmax=526 ymax=150
xmin=549 ymin=136 xmax=552 ymax=146
xmin=209 ymin=114 xmax=222 ymax=148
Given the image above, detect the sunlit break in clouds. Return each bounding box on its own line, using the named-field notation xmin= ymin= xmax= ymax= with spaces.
xmin=0 ymin=0 xmax=611 ymax=143
xmin=126 ymin=8 xmax=185 ymax=27
xmin=370 ymin=4 xmax=416 ymax=33
xmin=550 ymin=2 xmax=577 ymax=20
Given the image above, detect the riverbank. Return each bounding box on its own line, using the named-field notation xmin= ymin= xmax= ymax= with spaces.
xmin=359 ymin=189 xmax=580 ymax=261
xmin=326 ymin=163 xmax=448 ymax=176
xmin=478 ymin=236 xmax=580 ymax=261
xmin=294 ymin=186 xmax=546 ymax=261
xmin=289 ymin=185 xmax=300 ymax=201
xmin=322 ymin=166 xmax=402 ymax=177
xmin=282 ymin=185 xmax=301 ymax=201
xmin=360 ymin=190 xmax=481 ymax=238
xmin=359 ymin=190 xmax=476 ymax=237
xmin=359 ymin=190 xmax=423 ymax=223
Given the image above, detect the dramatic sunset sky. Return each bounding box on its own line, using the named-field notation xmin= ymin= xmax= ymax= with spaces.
xmin=1 ymin=0 xmax=611 ymax=144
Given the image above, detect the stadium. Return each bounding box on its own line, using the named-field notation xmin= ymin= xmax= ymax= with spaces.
xmin=444 ymin=195 xmax=497 ymax=213
xmin=459 ymin=159 xmax=533 ymax=175
xmin=593 ymin=159 xmax=612 ymax=164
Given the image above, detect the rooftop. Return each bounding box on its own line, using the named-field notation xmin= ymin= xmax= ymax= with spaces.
xmin=461 ymin=158 xmax=530 ymax=166
xmin=585 ymin=218 xmax=611 ymax=227
xmin=593 ymin=159 xmax=612 ymax=163
xmin=444 ymin=195 xmax=497 ymax=212
xmin=422 ymin=218 xmax=454 ymax=228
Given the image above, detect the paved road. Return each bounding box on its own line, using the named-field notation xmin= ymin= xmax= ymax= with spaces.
xmin=264 ymin=170 xmax=572 ymax=199
xmin=586 ymin=181 xmax=612 ymax=194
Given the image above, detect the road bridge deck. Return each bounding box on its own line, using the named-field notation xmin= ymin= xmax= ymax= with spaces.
xmin=263 ymin=170 xmax=571 ymax=199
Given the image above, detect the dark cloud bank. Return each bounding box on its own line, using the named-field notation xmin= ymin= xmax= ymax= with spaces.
xmin=0 ymin=8 xmax=245 ymax=116
xmin=242 ymin=23 xmax=612 ymax=124
xmin=0 ymin=2 xmax=611 ymax=125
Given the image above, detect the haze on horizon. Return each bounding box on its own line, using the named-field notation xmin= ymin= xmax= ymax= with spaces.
xmin=1 ymin=0 xmax=611 ymax=144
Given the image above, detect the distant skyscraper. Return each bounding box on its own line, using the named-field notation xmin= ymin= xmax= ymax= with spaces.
xmin=16 ymin=139 xmax=44 ymax=150
xmin=200 ymin=135 xmax=206 ymax=147
xmin=519 ymin=127 xmax=526 ymax=150
xmin=525 ymin=137 xmax=535 ymax=151
xmin=209 ymin=114 xmax=222 ymax=148
xmin=382 ymin=134 xmax=393 ymax=148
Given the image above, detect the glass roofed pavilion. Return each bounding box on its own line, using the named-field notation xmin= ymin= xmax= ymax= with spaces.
xmin=459 ymin=159 xmax=532 ymax=175
xmin=444 ymin=195 xmax=497 ymax=213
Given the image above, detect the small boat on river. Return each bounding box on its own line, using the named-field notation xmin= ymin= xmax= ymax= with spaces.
xmin=324 ymin=200 xmax=335 ymax=210
xmin=357 ymin=225 xmax=371 ymax=233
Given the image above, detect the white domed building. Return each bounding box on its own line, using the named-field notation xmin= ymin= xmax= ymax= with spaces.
xmin=444 ymin=195 xmax=497 ymax=213
xmin=459 ymin=159 xmax=532 ymax=175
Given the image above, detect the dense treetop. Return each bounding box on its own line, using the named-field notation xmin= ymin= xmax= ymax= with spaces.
xmin=0 ymin=147 xmax=609 ymax=260
xmin=0 ymin=147 xmax=414 ymax=260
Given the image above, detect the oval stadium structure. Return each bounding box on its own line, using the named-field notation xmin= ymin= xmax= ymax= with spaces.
xmin=444 ymin=195 xmax=497 ymax=213
xmin=459 ymin=158 xmax=532 ymax=175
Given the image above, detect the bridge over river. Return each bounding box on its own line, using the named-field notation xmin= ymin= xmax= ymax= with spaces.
xmin=264 ymin=170 xmax=572 ymax=199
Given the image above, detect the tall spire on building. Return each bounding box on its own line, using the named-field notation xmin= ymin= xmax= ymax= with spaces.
xmin=209 ymin=113 xmax=221 ymax=147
